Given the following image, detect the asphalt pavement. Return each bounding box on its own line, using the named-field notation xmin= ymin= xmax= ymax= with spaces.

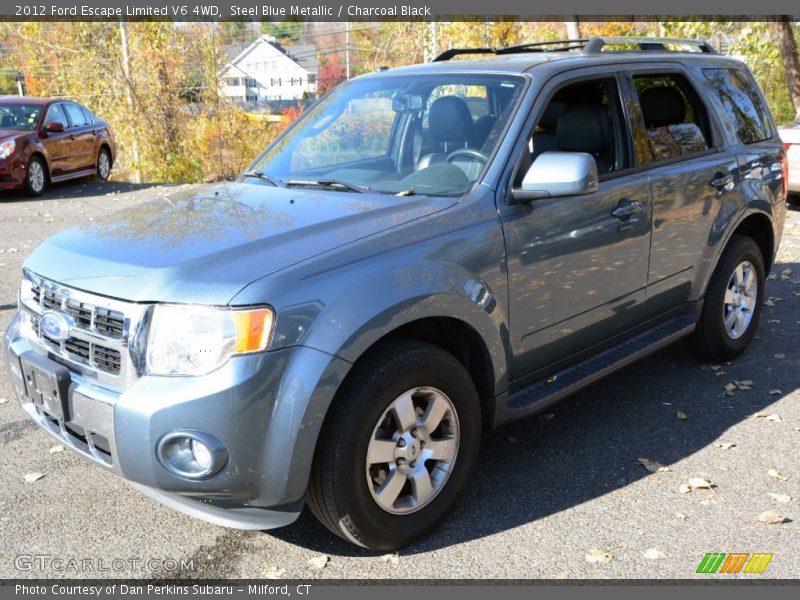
xmin=1 ymin=179 xmax=799 ymax=580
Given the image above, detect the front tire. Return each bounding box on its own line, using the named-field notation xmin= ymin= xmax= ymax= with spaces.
xmin=24 ymin=155 xmax=47 ymax=196
xmin=307 ymin=340 xmax=481 ymax=550
xmin=693 ymin=234 xmax=765 ymax=362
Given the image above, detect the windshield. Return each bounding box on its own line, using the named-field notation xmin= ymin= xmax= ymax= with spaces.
xmin=248 ymin=74 xmax=525 ymax=196
xmin=0 ymin=104 xmax=42 ymax=131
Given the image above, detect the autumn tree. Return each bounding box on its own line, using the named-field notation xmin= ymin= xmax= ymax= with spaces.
xmin=774 ymin=17 xmax=800 ymax=119
xmin=317 ymin=53 xmax=346 ymax=95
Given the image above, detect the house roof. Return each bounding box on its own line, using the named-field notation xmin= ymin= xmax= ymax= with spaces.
xmin=223 ymin=36 xmax=318 ymax=75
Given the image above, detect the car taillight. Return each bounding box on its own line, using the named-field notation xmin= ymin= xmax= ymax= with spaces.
xmin=781 ymin=143 xmax=790 ymax=200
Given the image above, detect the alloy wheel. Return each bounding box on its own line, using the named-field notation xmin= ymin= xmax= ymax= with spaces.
xmin=722 ymin=260 xmax=758 ymax=339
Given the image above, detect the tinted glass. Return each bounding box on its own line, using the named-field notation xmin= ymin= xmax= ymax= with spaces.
xmin=0 ymin=103 xmax=43 ymax=131
xmin=703 ymin=68 xmax=771 ymax=144
xmin=81 ymin=107 xmax=94 ymax=125
xmin=45 ymin=104 xmax=67 ymax=126
xmin=64 ymin=103 xmax=87 ymax=128
xmin=632 ymin=74 xmax=710 ymax=162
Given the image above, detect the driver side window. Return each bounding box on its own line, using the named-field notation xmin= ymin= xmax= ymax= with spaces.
xmin=514 ymin=77 xmax=630 ymax=187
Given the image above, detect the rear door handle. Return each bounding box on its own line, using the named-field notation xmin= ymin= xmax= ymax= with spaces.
xmin=611 ymin=199 xmax=642 ymax=220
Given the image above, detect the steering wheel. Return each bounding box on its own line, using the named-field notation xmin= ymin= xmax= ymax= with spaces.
xmin=445 ymin=148 xmax=489 ymax=166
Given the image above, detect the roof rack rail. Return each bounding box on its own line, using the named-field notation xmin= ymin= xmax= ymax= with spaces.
xmin=431 ymin=36 xmax=715 ymax=62
xmin=582 ymin=36 xmax=716 ymax=54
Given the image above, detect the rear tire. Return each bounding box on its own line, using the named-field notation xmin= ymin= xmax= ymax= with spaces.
xmin=24 ymin=155 xmax=47 ymax=196
xmin=96 ymin=147 xmax=111 ymax=182
xmin=692 ymin=234 xmax=765 ymax=362
xmin=307 ymin=339 xmax=481 ymax=550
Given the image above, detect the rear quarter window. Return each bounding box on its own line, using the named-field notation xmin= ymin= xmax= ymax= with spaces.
xmin=703 ymin=68 xmax=772 ymax=144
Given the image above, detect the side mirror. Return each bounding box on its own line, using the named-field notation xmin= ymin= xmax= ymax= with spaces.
xmin=44 ymin=121 xmax=64 ymax=133
xmin=511 ymin=151 xmax=598 ymax=203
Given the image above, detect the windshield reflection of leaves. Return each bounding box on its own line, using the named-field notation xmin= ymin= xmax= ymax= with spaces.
xmin=81 ymin=187 xmax=295 ymax=250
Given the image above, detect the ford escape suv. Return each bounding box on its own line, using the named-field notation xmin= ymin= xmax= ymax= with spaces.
xmin=4 ymin=37 xmax=788 ymax=550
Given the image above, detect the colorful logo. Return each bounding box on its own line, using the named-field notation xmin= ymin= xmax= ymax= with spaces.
xmin=696 ymin=553 xmax=773 ymax=574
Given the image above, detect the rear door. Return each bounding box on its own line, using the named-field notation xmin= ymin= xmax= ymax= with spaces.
xmin=499 ymin=69 xmax=652 ymax=382
xmin=62 ymin=102 xmax=96 ymax=171
xmin=621 ymin=65 xmax=744 ymax=318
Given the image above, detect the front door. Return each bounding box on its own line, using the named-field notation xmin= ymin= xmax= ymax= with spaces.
xmin=40 ymin=103 xmax=74 ymax=176
xmin=500 ymin=73 xmax=652 ymax=383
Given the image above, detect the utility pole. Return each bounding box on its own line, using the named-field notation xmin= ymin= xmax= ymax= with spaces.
xmin=119 ymin=18 xmax=143 ymax=183
xmin=14 ymin=71 xmax=24 ymax=96
xmin=345 ymin=21 xmax=351 ymax=80
xmin=565 ymin=19 xmax=581 ymax=40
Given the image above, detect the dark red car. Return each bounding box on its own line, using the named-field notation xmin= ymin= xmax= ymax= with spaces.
xmin=0 ymin=96 xmax=115 ymax=196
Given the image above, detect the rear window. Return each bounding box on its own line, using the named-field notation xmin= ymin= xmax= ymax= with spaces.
xmin=703 ymin=68 xmax=772 ymax=144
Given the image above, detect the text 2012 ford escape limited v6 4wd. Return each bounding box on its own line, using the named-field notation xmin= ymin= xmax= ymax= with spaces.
xmin=4 ymin=37 xmax=788 ymax=550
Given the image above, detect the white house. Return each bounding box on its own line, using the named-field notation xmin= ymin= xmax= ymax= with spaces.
xmin=220 ymin=35 xmax=318 ymax=105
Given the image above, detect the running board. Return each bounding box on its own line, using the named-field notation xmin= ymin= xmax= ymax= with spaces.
xmin=497 ymin=315 xmax=696 ymax=425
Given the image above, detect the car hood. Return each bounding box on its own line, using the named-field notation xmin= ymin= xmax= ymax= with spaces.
xmin=24 ymin=182 xmax=456 ymax=304
xmin=0 ymin=129 xmax=28 ymax=143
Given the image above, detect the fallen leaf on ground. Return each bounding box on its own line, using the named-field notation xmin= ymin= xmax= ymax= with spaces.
xmin=24 ymin=472 xmax=44 ymax=483
xmin=794 ymin=427 xmax=800 ymax=433
xmin=380 ymin=553 xmax=400 ymax=565
xmin=262 ymin=565 xmax=285 ymax=579
xmin=678 ymin=484 xmax=691 ymax=494
xmin=636 ymin=457 xmax=670 ymax=473
xmin=768 ymin=469 xmax=788 ymax=481
xmin=758 ymin=511 xmax=789 ymax=525
xmin=0 ymin=397 xmax=8 ymax=405
xmin=769 ymin=390 xmax=783 ymax=396
xmin=307 ymin=555 xmax=329 ymax=570
xmin=715 ymin=442 xmax=736 ymax=450
xmin=585 ymin=549 xmax=613 ymax=564
xmin=766 ymin=414 xmax=783 ymax=423
xmin=752 ymin=412 xmax=768 ymax=419
xmin=644 ymin=548 xmax=666 ymax=560
xmin=773 ymin=353 xmax=786 ymax=360
xmin=687 ymin=477 xmax=714 ymax=491
xmin=49 ymin=445 xmax=64 ymax=454
xmin=538 ymin=412 xmax=555 ymax=421
xmin=724 ymin=382 xmax=738 ymax=393
xmin=675 ymin=512 xmax=687 ymax=519
xmin=768 ymin=492 xmax=792 ymax=504
xmin=507 ymin=436 xmax=518 ymax=444
xmin=676 ymin=410 xmax=687 ymax=420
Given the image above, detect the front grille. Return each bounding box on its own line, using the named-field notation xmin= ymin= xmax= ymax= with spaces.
xmin=23 ymin=276 xmax=139 ymax=383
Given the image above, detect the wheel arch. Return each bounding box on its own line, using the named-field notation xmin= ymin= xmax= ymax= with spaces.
xmin=731 ymin=212 xmax=775 ymax=272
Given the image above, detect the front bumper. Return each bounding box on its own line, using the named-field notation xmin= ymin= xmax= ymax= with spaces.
xmin=4 ymin=313 xmax=350 ymax=529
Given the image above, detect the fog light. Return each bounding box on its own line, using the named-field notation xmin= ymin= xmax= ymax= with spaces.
xmin=157 ymin=430 xmax=228 ymax=480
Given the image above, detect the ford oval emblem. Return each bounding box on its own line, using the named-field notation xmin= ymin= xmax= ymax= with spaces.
xmin=40 ymin=311 xmax=74 ymax=342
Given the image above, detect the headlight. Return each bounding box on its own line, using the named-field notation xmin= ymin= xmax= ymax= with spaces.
xmin=145 ymin=304 xmax=274 ymax=376
xmin=0 ymin=140 xmax=16 ymax=159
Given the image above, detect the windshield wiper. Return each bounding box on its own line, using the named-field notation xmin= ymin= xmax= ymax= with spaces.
xmin=243 ymin=170 xmax=283 ymax=187
xmin=284 ymin=178 xmax=368 ymax=193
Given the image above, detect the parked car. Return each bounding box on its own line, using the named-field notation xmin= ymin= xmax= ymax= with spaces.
xmin=4 ymin=37 xmax=788 ymax=550
xmin=0 ymin=96 xmax=115 ymax=196
xmin=778 ymin=119 xmax=800 ymax=204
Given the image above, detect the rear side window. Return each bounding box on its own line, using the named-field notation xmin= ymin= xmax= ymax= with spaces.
xmin=703 ymin=68 xmax=772 ymax=144
xmin=81 ymin=107 xmax=95 ymax=125
xmin=631 ymin=73 xmax=711 ymax=163
xmin=63 ymin=103 xmax=87 ymax=128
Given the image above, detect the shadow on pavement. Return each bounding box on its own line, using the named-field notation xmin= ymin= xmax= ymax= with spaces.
xmin=268 ymin=259 xmax=800 ymax=557
xmin=0 ymin=179 xmax=163 ymax=202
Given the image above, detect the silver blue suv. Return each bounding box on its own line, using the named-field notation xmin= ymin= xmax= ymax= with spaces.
xmin=4 ymin=37 xmax=788 ymax=549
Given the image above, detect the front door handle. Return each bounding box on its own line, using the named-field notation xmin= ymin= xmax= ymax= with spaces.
xmin=611 ymin=199 xmax=642 ymax=220
xmin=709 ymin=173 xmax=734 ymax=189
